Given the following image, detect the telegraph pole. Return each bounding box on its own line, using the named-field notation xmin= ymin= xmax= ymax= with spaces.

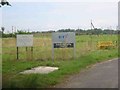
xmin=12 ymin=26 xmax=13 ymax=37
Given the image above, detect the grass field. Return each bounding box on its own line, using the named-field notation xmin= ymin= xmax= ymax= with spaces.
xmin=2 ymin=34 xmax=118 ymax=88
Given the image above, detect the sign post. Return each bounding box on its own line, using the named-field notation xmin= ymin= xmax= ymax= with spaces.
xmin=52 ymin=32 xmax=75 ymax=61
xmin=16 ymin=34 xmax=33 ymax=60
xmin=17 ymin=47 xmax=19 ymax=60
xmin=52 ymin=43 xmax=54 ymax=63
xmin=73 ymin=40 xmax=76 ymax=59
xmin=31 ymin=47 xmax=33 ymax=59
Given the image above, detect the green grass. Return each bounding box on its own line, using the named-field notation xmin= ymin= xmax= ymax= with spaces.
xmin=2 ymin=34 xmax=118 ymax=88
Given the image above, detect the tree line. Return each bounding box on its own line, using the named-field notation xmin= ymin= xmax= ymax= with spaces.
xmin=0 ymin=28 xmax=120 ymax=38
xmin=58 ymin=28 xmax=119 ymax=35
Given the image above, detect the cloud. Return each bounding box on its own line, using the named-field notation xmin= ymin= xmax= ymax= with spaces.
xmin=3 ymin=1 xmax=118 ymax=31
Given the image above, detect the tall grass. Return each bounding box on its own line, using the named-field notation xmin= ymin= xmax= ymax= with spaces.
xmin=2 ymin=35 xmax=118 ymax=60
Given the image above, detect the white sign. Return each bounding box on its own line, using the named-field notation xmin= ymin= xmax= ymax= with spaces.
xmin=52 ymin=32 xmax=75 ymax=43
xmin=17 ymin=34 xmax=33 ymax=47
xmin=52 ymin=32 xmax=75 ymax=48
xmin=52 ymin=32 xmax=76 ymax=61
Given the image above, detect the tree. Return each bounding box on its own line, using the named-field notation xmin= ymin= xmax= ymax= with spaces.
xmin=0 ymin=0 xmax=11 ymax=7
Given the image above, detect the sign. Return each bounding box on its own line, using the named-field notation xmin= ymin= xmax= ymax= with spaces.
xmin=16 ymin=34 xmax=33 ymax=60
xmin=52 ymin=32 xmax=76 ymax=61
xmin=17 ymin=34 xmax=33 ymax=47
xmin=52 ymin=32 xmax=75 ymax=48
xmin=97 ymin=41 xmax=114 ymax=49
xmin=54 ymin=43 xmax=74 ymax=48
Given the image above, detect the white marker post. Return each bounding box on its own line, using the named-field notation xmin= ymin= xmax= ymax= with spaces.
xmin=52 ymin=32 xmax=75 ymax=61
xmin=16 ymin=34 xmax=33 ymax=60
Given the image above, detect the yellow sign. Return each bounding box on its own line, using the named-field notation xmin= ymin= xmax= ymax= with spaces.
xmin=97 ymin=41 xmax=115 ymax=49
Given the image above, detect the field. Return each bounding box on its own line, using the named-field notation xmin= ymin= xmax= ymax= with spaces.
xmin=2 ymin=34 xmax=118 ymax=88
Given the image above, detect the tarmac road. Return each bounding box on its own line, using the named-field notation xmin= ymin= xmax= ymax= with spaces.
xmin=0 ymin=74 xmax=1 ymax=89
xmin=55 ymin=58 xmax=118 ymax=88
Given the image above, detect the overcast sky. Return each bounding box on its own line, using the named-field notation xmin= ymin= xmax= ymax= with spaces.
xmin=1 ymin=0 xmax=119 ymax=33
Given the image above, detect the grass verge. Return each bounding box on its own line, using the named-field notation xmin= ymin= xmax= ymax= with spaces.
xmin=2 ymin=48 xmax=118 ymax=88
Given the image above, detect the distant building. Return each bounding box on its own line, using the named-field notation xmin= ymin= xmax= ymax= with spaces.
xmin=118 ymin=1 xmax=120 ymax=30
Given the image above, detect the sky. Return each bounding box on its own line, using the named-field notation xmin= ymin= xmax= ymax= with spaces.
xmin=0 ymin=0 xmax=119 ymax=33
